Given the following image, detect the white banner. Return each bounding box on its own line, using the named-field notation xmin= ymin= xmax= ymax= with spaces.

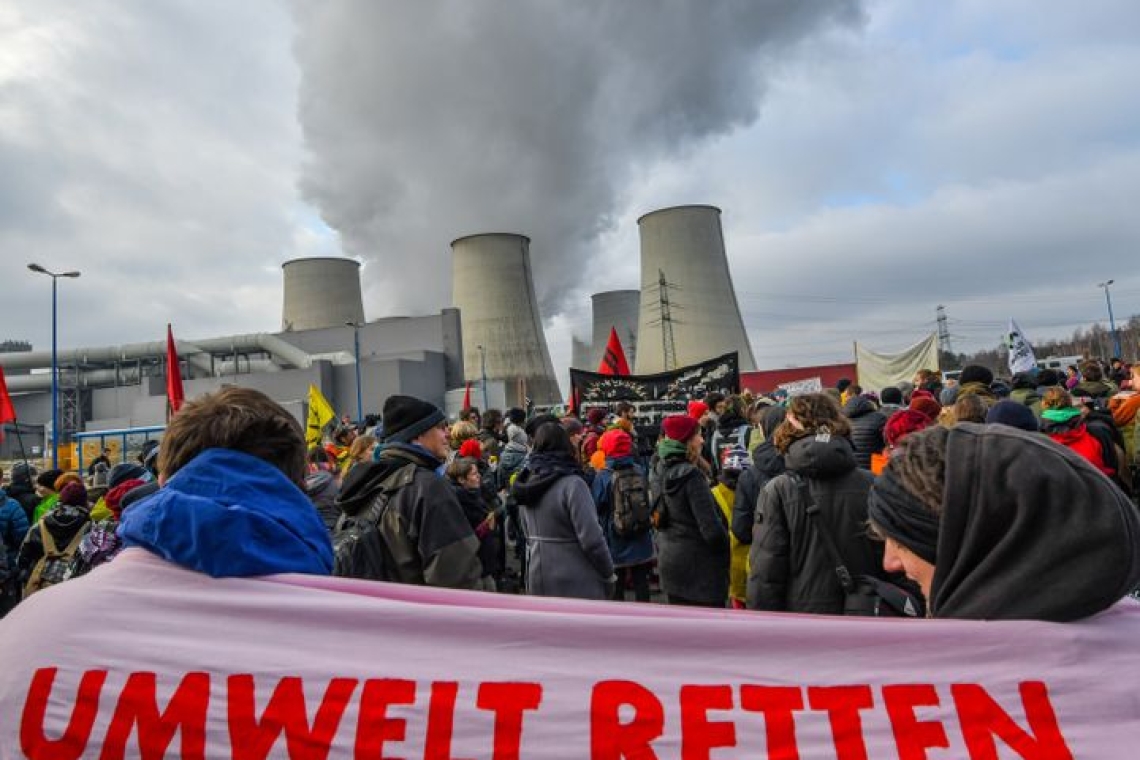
xmin=856 ymin=333 xmax=940 ymax=393
xmin=3 ymin=549 xmax=1140 ymax=758
xmin=1007 ymin=319 xmax=1038 ymax=375
xmin=777 ymin=376 xmax=823 ymax=397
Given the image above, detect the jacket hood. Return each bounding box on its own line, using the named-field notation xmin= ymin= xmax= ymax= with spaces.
xmin=842 ymin=396 xmax=878 ymax=419
xmin=335 ymin=445 xmax=433 ymax=516
xmin=304 ymin=469 xmax=337 ymax=495
xmin=931 ymin=422 xmax=1140 ymax=621
xmin=751 ymin=442 xmax=786 ymax=478
xmin=511 ymin=452 xmax=581 ymax=506
xmin=717 ymin=409 xmax=748 ymax=433
xmin=783 ymin=434 xmax=857 ymax=479
xmin=118 ymin=448 xmax=333 ymax=578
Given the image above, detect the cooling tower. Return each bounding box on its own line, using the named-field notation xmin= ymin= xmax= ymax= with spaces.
xmin=571 ymin=336 xmax=592 ymax=372
xmin=590 ymin=289 xmax=640 ymax=371
xmin=281 ymin=257 xmax=365 ymax=331
xmin=634 ymin=205 xmax=757 ymax=374
xmin=451 ymin=233 xmax=560 ymax=407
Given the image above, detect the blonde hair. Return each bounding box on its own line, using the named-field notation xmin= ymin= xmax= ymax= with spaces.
xmin=450 ymin=421 xmax=479 ymax=450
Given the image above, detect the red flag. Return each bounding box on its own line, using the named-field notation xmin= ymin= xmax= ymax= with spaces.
xmin=0 ymin=366 xmax=16 ymax=442
xmin=463 ymin=381 xmax=472 ymax=410
xmin=597 ymin=327 xmax=631 ymax=376
xmin=166 ymin=324 xmax=185 ymax=415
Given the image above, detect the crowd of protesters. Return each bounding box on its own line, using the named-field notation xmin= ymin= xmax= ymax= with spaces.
xmin=2 ymin=355 xmax=1138 ymax=627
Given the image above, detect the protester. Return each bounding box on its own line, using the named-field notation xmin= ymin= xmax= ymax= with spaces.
xmin=304 ymin=453 xmax=341 ymax=533
xmin=731 ymin=405 xmax=786 ymax=545
xmin=1071 ymin=360 xmax=1116 ymax=399
xmin=878 ymin=386 xmax=905 ymax=417
xmin=30 ymin=469 xmax=63 ymax=523
xmin=0 ymin=471 xmax=30 ymax=616
xmin=505 ymin=408 xmax=527 ymax=447
xmin=1109 ymin=363 xmax=1140 ymax=480
xmin=477 ymin=408 xmax=505 ymax=460
xmin=70 ymin=476 xmax=147 ymax=578
xmin=842 ymin=392 xmax=887 ymax=470
xmin=956 ymin=365 xmax=997 ymax=400
xmin=591 ymin=428 xmax=655 ymax=602
xmin=16 ymin=481 xmax=92 ymax=599
xmin=511 ymin=422 xmax=614 ymax=600
xmin=985 ymin=399 xmax=1039 ymax=432
xmin=949 ymin=393 xmax=990 ymax=425
xmin=747 ymin=393 xmax=883 ymax=614
xmin=4 ymin=463 xmax=38 ymax=522
xmin=1040 ymin=387 xmax=1120 ymax=481
xmin=343 ymin=434 xmax=378 ymax=475
xmin=446 ymin=457 xmax=501 ymax=592
xmin=713 ymin=446 xmax=751 ymax=609
xmin=334 ymin=394 xmax=483 ymax=589
xmin=869 ymin=423 xmax=1140 ymax=620
xmin=708 ymin=395 xmax=751 ymax=476
xmin=652 ymin=414 xmax=729 ymax=607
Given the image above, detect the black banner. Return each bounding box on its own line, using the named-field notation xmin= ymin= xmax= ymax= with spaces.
xmin=570 ymin=352 xmax=740 ymax=452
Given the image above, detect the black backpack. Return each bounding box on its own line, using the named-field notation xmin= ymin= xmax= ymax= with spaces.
xmin=611 ymin=467 xmax=652 ymax=538
xmin=331 ymin=465 xmax=412 ymax=581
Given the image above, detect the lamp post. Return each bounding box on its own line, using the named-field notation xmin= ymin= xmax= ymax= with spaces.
xmin=477 ymin=344 xmax=488 ymax=411
xmin=346 ymin=321 xmax=364 ymax=423
xmin=1097 ymin=280 xmax=1122 ymax=360
xmin=28 ymin=263 xmax=81 ymax=470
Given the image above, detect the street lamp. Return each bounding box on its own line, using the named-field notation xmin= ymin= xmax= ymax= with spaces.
xmin=28 ymin=263 xmax=81 ymax=470
xmin=477 ymin=344 xmax=488 ymax=411
xmin=1097 ymin=280 xmax=1122 ymax=359
xmin=346 ymin=321 xmax=364 ymax=423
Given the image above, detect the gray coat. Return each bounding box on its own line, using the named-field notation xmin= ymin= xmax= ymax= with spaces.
xmin=520 ymin=475 xmax=614 ymax=600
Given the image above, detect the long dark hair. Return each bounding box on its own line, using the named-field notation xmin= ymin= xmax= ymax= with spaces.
xmin=532 ymin=421 xmax=578 ymax=461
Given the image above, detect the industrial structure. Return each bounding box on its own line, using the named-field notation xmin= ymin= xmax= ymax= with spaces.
xmin=590 ymin=290 xmax=640 ymax=371
xmin=571 ymin=336 xmax=592 ymax=372
xmin=451 ymin=233 xmax=560 ymax=407
xmin=633 ymin=205 xmax=756 ymax=374
xmin=281 ymin=257 xmax=365 ymax=331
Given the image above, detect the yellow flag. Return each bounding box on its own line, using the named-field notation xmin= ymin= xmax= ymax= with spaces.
xmin=306 ymin=384 xmax=336 ymax=447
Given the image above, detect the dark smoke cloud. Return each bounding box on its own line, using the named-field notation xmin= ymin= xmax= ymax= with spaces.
xmin=293 ymin=1 xmax=862 ymax=315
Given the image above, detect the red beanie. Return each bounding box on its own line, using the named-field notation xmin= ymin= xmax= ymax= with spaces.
xmin=586 ymin=408 xmax=607 ymax=426
xmin=598 ymin=428 xmax=633 ymax=459
xmin=909 ymin=394 xmax=942 ymax=422
xmin=662 ymin=414 xmax=700 ymax=443
xmin=458 ymin=439 xmax=483 ymax=460
xmin=687 ymin=400 xmax=709 ymax=420
xmin=104 ymin=478 xmax=146 ymax=516
xmin=885 ymin=409 xmax=935 ymax=447
xmin=58 ymin=481 xmax=88 ymax=508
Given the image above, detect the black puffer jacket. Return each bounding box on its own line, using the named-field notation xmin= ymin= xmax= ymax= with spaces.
xmin=843 ymin=396 xmax=886 ymax=470
xmin=730 ymin=443 xmax=785 ymax=545
xmin=653 ymin=455 xmax=730 ymax=605
xmin=747 ymin=434 xmax=882 ymax=614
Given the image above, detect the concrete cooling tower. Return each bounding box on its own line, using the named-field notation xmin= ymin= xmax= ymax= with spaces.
xmin=281 ymin=257 xmax=365 ymax=331
xmin=451 ymin=233 xmax=560 ymax=407
xmin=590 ymin=289 xmax=640 ymax=371
xmin=571 ymin=336 xmax=592 ymax=372
xmin=634 ymin=205 xmax=757 ymax=374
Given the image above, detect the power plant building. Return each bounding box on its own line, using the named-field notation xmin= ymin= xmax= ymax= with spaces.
xmin=451 ymin=233 xmax=561 ymax=407
xmin=634 ymin=205 xmax=756 ymax=374
xmin=590 ymin=290 xmax=640 ymax=371
xmin=281 ymin=257 xmax=365 ymax=331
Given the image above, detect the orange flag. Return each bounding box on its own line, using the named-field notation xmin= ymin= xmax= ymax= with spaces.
xmin=597 ymin=327 xmax=631 ymax=376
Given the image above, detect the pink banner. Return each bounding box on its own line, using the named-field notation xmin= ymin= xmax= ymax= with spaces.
xmin=2 ymin=549 xmax=1138 ymax=758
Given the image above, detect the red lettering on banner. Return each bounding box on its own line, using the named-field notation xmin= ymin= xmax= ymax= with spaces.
xmin=740 ymin=685 xmax=804 ymax=760
xmin=807 ymin=685 xmax=874 ymax=760
xmin=425 ymin=681 xmax=471 ymax=760
xmin=20 ymin=668 xmax=107 ymax=760
xmin=590 ymin=680 xmax=664 ymax=760
xmin=476 ymin=682 xmax=543 ymax=760
xmin=883 ymin=684 xmax=950 ymax=760
xmin=680 ymin=685 xmax=736 ymax=759
xmin=100 ymin=671 xmax=210 ymax=760
xmin=227 ymin=674 xmax=357 ymax=760
xmin=952 ymin=682 xmax=1073 ymax=760
xmin=355 ymin=678 xmax=416 ymax=759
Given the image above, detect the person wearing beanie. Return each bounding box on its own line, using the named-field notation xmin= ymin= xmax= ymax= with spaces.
xmin=712 ymin=446 xmax=752 ymax=609
xmin=986 ymin=400 xmax=1039 ymax=432
xmin=879 ymin=386 xmax=905 ymax=417
xmin=957 ymin=365 xmax=997 ymax=401
xmin=458 ymin=438 xmax=483 ymax=461
xmin=5 ymin=462 xmax=39 ymax=522
xmin=652 ymin=415 xmax=729 ymax=607
xmin=748 ymin=393 xmax=886 ymax=615
xmin=909 ymin=391 xmax=942 ymax=423
xmin=17 ymin=476 xmax=94 ymax=599
xmin=884 ymin=409 xmax=936 ymax=450
xmin=591 ymin=429 xmax=655 ymax=602
xmin=334 ymin=394 xmax=483 ymax=589
xmin=731 ymin=405 xmax=787 ymax=546
xmin=0 ymin=471 xmax=30 ymax=615
xmin=869 ymin=423 xmax=1140 ymax=621
xmin=31 ymin=468 xmax=63 ymax=523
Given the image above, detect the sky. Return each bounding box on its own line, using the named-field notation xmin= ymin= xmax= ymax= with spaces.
xmin=2 ymin=0 xmax=1138 ymax=391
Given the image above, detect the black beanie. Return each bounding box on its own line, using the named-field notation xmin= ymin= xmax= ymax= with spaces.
xmin=382 ymin=395 xmax=446 ymax=443
xmin=958 ymin=364 xmax=994 ymax=387
xmin=880 ymin=387 xmax=903 ymax=405
xmin=985 ymin=400 xmax=1038 ymax=432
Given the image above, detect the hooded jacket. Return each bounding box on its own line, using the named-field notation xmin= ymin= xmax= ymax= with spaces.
xmin=304 ymin=469 xmax=340 ymax=531
xmin=0 ymin=490 xmax=29 ymax=577
xmin=931 ymin=423 xmax=1140 ymax=621
xmin=591 ymin=457 xmax=655 ymax=569
xmin=731 ymin=406 xmax=787 ymax=545
xmin=335 ymin=444 xmax=482 ymax=589
xmin=118 ymin=448 xmax=333 ymax=578
xmin=842 ymin=396 xmax=887 ymax=470
xmin=653 ymin=450 xmax=730 ymax=605
xmin=747 ymin=434 xmax=882 ymax=614
xmin=511 ymin=454 xmax=613 ymax=599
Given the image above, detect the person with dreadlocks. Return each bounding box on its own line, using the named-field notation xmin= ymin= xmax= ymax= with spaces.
xmin=869 ymin=423 xmax=1140 ymax=620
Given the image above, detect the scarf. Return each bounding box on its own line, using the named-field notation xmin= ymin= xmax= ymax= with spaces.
xmin=867 ymin=466 xmax=940 ymax=564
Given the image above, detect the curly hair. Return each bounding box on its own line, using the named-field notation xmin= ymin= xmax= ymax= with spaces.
xmin=888 ymin=425 xmax=949 ymax=515
xmin=1040 ymin=386 xmax=1072 ymax=411
xmin=772 ymin=393 xmax=851 ymax=453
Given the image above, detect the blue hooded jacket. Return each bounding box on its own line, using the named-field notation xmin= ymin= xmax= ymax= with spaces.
xmin=119 ymin=448 xmax=333 ymax=577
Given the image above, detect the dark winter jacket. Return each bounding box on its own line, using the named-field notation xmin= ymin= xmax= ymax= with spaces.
xmin=653 ymin=453 xmax=730 ymax=605
xmin=709 ymin=411 xmax=751 ymax=475
xmin=4 ymin=479 xmax=38 ymax=522
xmin=747 ymin=434 xmax=882 ymax=614
xmin=0 ymin=491 xmax=29 ymax=577
xmin=304 ymin=469 xmax=340 ymax=532
xmin=16 ymin=504 xmax=92 ymax=591
xmin=930 ymin=423 xmax=1140 ymax=621
xmin=591 ymin=457 xmax=655 ymax=568
xmin=842 ymin=396 xmax=886 ymax=470
xmin=730 ymin=443 xmax=786 ymax=545
xmin=453 ymin=483 xmax=502 ymax=579
xmin=512 ymin=453 xmax=613 ymax=599
xmin=335 ymin=444 xmax=482 ymax=589
xmin=1071 ymin=379 xmax=1115 ymax=399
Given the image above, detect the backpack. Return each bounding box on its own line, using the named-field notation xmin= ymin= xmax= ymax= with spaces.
xmin=330 ymin=463 xmax=413 ymax=581
xmin=611 ymin=467 xmax=652 ymax=538
xmin=24 ymin=522 xmax=88 ymax=598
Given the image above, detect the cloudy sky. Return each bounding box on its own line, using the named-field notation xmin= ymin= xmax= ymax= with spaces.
xmin=2 ymin=1 xmax=1137 ymax=388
